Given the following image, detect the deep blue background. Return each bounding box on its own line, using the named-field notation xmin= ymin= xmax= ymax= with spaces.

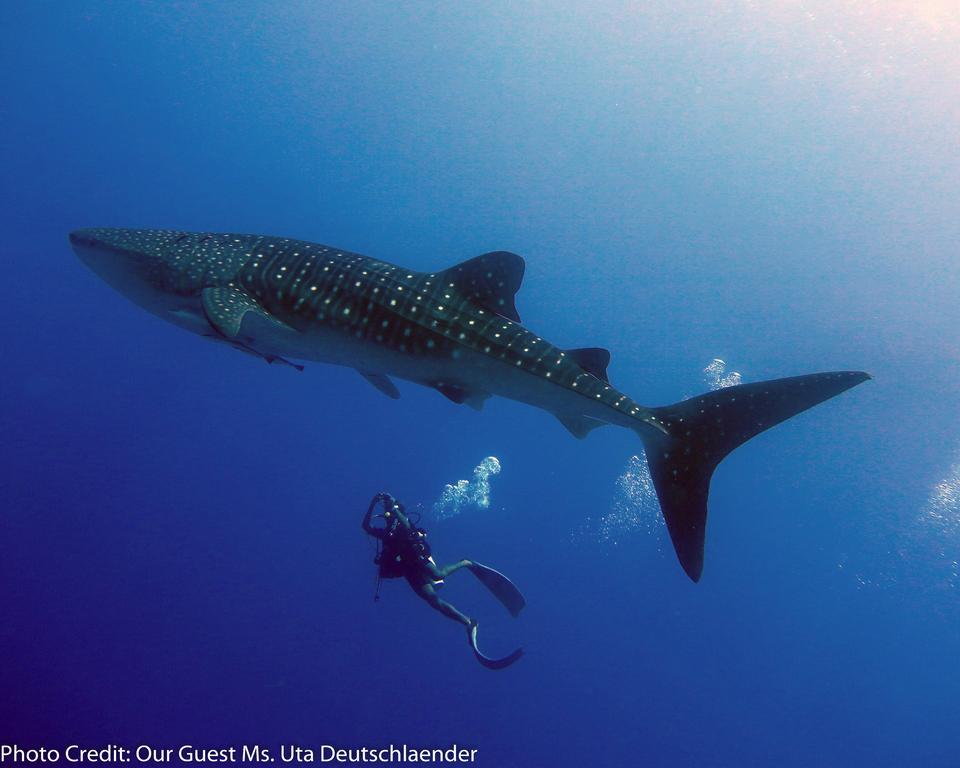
xmin=2 ymin=2 xmax=959 ymax=766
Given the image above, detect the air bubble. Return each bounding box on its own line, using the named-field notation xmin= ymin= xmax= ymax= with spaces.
xmin=431 ymin=457 xmax=502 ymax=521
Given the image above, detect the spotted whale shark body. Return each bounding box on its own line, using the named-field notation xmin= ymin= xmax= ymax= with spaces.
xmin=70 ymin=228 xmax=869 ymax=581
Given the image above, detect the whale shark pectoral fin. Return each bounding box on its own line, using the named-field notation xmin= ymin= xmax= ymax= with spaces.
xmin=556 ymin=414 xmax=606 ymax=439
xmin=201 ymin=286 xmax=294 ymax=339
xmin=434 ymin=382 xmax=489 ymax=411
xmin=566 ymin=347 xmax=611 ymax=382
xmin=201 ymin=287 xmax=303 ymax=371
xmin=439 ymin=251 xmax=525 ymax=322
xmin=359 ymin=371 xmax=401 ymax=399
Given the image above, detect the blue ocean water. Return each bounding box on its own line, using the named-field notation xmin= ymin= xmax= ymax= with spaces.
xmin=2 ymin=2 xmax=959 ymax=765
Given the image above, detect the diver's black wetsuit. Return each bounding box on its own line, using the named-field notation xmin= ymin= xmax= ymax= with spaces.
xmin=363 ymin=492 xmax=526 ymax=669
xmin=362 ymin=492 xmax=474 ymax=631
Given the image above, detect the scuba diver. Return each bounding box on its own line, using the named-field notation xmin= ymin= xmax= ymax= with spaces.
xmin=362 ymin=491 xmax=525 ymax=670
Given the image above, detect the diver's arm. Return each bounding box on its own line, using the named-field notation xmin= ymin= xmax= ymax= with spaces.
xmin=362 ymin=494 xmax=387 ymax=537
xmin=389 ymin=501 xmax=413 ymax=531
xmin=367 ymin=491 xmax=413 ymax=533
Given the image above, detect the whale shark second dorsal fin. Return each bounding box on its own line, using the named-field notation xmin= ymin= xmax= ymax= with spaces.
xmin=566 ymin=347 xmax=611 ymax=382
xmin=440 ymin=251 xmax=525 ymax=322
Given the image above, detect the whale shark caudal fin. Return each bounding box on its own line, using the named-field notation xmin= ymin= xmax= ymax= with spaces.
xmin=638 ymin=371 xmax=871 ymax=582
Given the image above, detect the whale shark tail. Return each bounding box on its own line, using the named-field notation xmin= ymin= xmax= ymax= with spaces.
xmin=637 ymin=371 xmax=870 ymax=582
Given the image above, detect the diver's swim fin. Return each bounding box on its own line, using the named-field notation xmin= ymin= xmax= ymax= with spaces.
xmin=468 ymin=622 xmax=523 ymax=670
xmin=468 ymin=562 xmax=526 ymax=617
xmin=638 ymin=370 xmax=871 ymax=582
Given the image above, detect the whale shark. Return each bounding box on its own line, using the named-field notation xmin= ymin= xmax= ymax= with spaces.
xmin=70 ymin=227 xmax=869 ymax=581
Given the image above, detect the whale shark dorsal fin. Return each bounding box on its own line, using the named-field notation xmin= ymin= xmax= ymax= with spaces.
xmin=440 ymin=251 xmax=525 ymax=322
xmin=566 ymin=347 xmax=611 ymax=382
xmin=201 ymin=286 xmax=294 ymax=339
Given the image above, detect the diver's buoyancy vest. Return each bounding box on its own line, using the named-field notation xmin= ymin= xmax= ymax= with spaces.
xmin=376 ymin=525 xmax=432 ymax=578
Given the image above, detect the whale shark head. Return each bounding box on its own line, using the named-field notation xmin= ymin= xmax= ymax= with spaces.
xmin=69 ymin=227 xmax=193 ymax=312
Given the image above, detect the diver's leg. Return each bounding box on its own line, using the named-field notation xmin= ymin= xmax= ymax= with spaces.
xmin=424 ymin=558 xmax=473 ymax=580
xmin=407 ymin=577 xmax=473 ymax=628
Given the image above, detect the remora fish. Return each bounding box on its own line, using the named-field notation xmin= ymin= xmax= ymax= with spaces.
xmin=70 ymin=228 xmax=869 ymax=581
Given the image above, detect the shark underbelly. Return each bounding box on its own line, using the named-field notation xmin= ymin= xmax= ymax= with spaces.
xmin=438 ymin=345 xmax=639 ymax=423
xmin=304 ymin=324 xmax=643 ymax=427
xmin=235 ymin=309 xmax=637 ymax=427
